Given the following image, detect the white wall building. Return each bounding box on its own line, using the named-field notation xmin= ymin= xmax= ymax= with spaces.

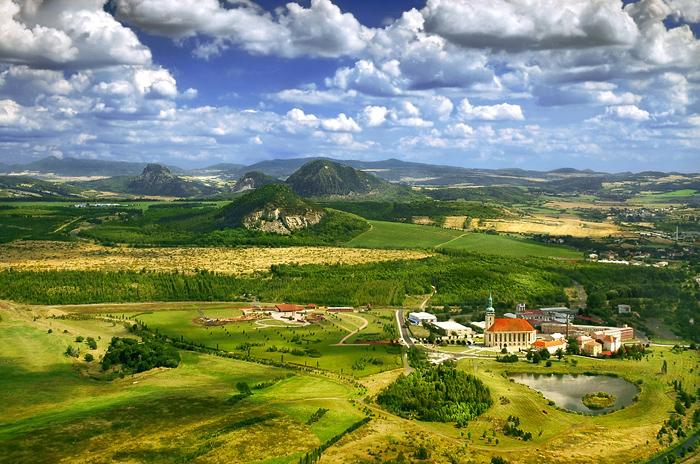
xmin=431 ymin=320 xmax=473 ymax=341
xmin=408 ymin=311 xmax=437 ymax=325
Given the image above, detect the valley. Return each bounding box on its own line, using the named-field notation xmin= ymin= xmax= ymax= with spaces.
xmin=0 ymin=156 xmax=698 ymax=464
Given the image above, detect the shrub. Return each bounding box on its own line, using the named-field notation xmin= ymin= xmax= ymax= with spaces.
xmin=101 ymin=336 xmax=180 ymax=374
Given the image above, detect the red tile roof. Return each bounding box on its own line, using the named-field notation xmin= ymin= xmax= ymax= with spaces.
xmin=533 ymin=339 xmax=566 ymax=348
xmin=487 ymin=318 xmax=535 ymax=333
xmin=275 ymin=304 xmax=305 ymax=312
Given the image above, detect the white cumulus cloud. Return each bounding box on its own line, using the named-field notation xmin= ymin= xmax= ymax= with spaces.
xmin=458 ymin=98 xmax=524 ymax=121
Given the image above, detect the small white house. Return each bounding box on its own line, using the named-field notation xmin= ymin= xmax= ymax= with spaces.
xmin=617 ymin=304 xmax=632 ymax=314
xmin=408 ymin=311 xmax=437 ymax=325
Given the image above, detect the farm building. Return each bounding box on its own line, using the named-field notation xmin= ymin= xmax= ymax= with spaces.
xmin=483 ymin=295 xmax=536 ymax=351
xmin=431 ymin=320 xmax=473 ymax=341
xmin=408 ymin=312 xmax=437 ymax=325
xmin=327 ymin=306 xmax=354 ymax=313
xmin=275 ymin=304 xmax=305 ymax=313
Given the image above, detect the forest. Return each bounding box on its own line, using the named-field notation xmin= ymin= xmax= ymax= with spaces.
xmin=318 ymin=199 xmax=505 ymax=223
xmin=376 ymin=363 xmax=492 ymax=425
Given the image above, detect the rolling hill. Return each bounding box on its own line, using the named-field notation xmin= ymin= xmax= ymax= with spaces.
xmin=0 ymin=175 xmax=85 ymax=198
xmin=233 ymin=171 xmax=282 ymax=193
xmin=285 ymin=160 xmax=392 ymax=197
xmin=77 ymin=164 xmax=226 ymax=197
xmin=218 ymin=184 xmax=324 ymax=234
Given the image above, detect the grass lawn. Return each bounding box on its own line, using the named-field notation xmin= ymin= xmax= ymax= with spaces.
xmin=346 ymin=220 xmax=463 ymax=249
xmin=90 ymin=304 xmax=404 ymax=377
xmin=0 ymin=303 xmax=365 ymax=464
xmin=346 ymin=220 xmax=581 ymax=259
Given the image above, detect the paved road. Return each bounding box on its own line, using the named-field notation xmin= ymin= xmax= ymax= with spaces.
xmin=396 ymin=309 xmax=415 ymax=349
xmin=395 ymin=309 xmax=415 ymax=373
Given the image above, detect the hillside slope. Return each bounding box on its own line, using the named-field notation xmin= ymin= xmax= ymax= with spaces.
xmin=285 ymin=160 xmax=389 ymax=197
xmin=218 ymin=184 xmax=324 ymax=234
xmin=233 ymin=171 xmax=282 ymax=193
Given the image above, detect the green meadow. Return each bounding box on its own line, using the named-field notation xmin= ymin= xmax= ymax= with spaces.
xmin=0 ymin=305 xmax=364 ymax=464
xmin=346 ymin=220 xmax=580 ymax=258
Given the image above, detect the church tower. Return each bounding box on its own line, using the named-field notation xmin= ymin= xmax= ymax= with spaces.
xmin=485 ymin=292 xmax=495 ymax=330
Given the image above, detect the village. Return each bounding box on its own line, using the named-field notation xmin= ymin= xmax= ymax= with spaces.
xmin=406 ymin=295 xmax=635 ymax=360
xmin=193 ymin=292 xmax=638 ymax=363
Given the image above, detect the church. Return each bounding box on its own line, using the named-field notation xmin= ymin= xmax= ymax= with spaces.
xmin=483 ymin=294 xmax=536 ymax=351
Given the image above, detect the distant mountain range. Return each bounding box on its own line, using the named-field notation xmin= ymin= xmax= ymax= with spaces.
xmin=0 ymin=156 xmax=184 ymax=177
xmin=1 ymin=156 xmax=697 ymax=196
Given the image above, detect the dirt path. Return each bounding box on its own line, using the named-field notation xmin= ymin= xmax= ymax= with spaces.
xmin=52 ymin=216 xmax=83 ymax=234
xmin=434 ymin=233 xmax=467 ymax=248
xmin=420 ymin=285 xmax=437 ymax=310
xmin=333 ymin=313 xmax=369 ymax=346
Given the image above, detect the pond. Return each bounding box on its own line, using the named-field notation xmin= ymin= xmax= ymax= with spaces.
xmin=509 ymin=373 xmax=639 ymax=415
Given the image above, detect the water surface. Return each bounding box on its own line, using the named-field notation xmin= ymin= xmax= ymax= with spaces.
xmin=509 ymin=373 xmax=638 ymax=415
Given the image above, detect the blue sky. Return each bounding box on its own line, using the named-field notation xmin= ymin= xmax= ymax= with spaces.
xmin=0 ymin=0 xmax=699 ymax=172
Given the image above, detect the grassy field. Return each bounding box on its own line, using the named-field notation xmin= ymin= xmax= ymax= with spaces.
xmin=438 ymin=232 xmax=580 ymax=258
xmin=2 ymin=299 xmax=698 ymax=463
xmin=0 ymin=302 xmax=365 ymax=463
xmin=346 ymin=220 xmax=463 ymax=248
xmin=44 ymin=303 xmax=404 ymax=377
xmin=325 ymin=347 xmax=700 ymax=464
xmin=346 ymin=220 xmax=580 ymax=258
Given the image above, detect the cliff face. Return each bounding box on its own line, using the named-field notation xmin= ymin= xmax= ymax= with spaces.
xmin=127 ymin=164 xmax=217 ymax=197
xmin=242 ymin=207 xmax=323 ymax=235
xmin=218 ymin=184 xmax=325 ymax=235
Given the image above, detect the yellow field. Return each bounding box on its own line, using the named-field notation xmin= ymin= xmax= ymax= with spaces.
xmin=443 ymin=216 xmax=468 ymax=229
xmin=412 ymin=216 xmax=435 ymax=225
xmin=476 ymin=214 xmax=623 ymax=238
xmin=0 ymin=241 xmax=432 ymax=275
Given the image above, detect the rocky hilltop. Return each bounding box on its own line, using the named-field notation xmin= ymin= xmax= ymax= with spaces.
xmin=127 ymin=164 xmax=217 ymax=197
xmin=218 ymin=184 xmax=324 ymax=235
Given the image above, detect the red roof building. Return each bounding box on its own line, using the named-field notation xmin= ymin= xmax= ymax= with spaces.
xmin=485 ymin=311 xmax=537 ymax=351
xmin=488 ymin=318 xmax=536 ymax=332
xmin=533 ymin=338 xmax=567 ymax=354
xmin=275 ymin=304 xmax=305 ymax=313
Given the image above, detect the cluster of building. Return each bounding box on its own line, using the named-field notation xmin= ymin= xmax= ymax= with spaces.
xmin=409 ymin=294 xmax=634 ymax=357
xmin=408 ymin=311 xmax=475 ymax=343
